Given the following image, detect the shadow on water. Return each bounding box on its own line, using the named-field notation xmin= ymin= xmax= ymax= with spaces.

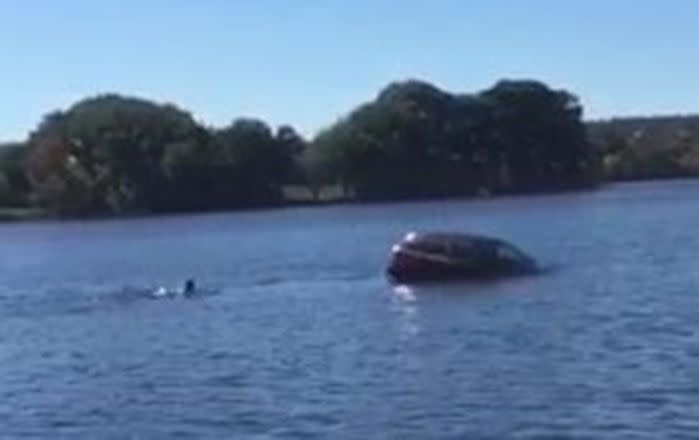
xmin=388 ymin=262 xmax=558 ymax=297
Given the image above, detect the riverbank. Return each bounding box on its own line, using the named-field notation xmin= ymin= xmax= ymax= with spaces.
xmin=4 ymin=176 xmax=699 ymax=223
xmin=0 ymin=208 xmax=47 ymax=222
xmin=0 ymin=184 xmax=618 ymax=222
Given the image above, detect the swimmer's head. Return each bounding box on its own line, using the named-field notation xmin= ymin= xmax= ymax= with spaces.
xmin=184 ymin=279 xmax=195 ymax=293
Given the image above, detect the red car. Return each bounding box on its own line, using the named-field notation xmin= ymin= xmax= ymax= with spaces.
xmin=387 ymin=232 xmax=537 ymax=283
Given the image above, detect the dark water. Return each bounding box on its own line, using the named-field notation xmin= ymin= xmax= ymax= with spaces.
xmin=3 ymin=180 xmax=699 ymax=439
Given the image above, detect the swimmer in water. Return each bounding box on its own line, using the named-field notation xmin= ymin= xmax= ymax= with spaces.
xmin=183 ymin=279 xmax=195 ymax=297
xmin=150 ymin=279 xmax=196 ymax=299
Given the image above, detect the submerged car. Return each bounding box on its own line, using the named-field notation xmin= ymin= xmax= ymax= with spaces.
xmin=387 ymin=231 xmax=537 ymax=283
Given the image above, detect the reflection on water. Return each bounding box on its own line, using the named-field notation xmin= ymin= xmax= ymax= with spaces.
xmin=391 ymin=284 xmax=420 ymax=337
xmin=391 ymin=284 xmax=417 ymax=302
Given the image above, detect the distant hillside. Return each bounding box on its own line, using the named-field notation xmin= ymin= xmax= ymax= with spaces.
xmin=587 ymin=115 xmax=699 ymax=180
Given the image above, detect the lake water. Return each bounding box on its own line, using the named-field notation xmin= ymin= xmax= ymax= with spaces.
xmin=2 ymin=180 xmax=699 ymax=439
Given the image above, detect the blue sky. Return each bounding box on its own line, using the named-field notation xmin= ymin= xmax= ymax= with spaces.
xmin=1 ymin=0 xmax=698 ymax=141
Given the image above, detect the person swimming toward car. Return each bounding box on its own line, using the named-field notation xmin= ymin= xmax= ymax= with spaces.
xmin=183 ymin=279 xmax=196 ymax=297
xmin=150 ymin=279 xmax=196 ymax=299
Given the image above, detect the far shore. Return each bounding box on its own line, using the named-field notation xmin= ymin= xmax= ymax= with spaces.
xmin=2 ymin=176 xmax=698 ymax=224
xmin=0 ymin=208 xmax=48 ymax=222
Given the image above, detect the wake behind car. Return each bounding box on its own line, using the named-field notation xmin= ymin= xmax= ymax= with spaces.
xmin=387 ymin=231 xmax=537 ymax=283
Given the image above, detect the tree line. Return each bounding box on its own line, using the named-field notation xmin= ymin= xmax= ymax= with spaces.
xmin=0 ymin=79 xmax=603 ymax=217
xmin=588 ymin=115 xmax=699 ymax=181
xmin=1 ymin=96 xmax=305 ymax=216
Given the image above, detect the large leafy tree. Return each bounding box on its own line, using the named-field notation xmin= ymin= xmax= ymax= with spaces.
xmin=481 ymin=80 xmax=591 ymax=191
xmin=26 ymin=96 xmax=203 ymax=215
xmin=26 ymin=95 xmax=301 ymax=216
xmin=310 ymin=79 xmax=596 ymax=200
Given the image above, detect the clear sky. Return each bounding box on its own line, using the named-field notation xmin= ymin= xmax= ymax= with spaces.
xmin=1 ymin=0 xmax=698 ymax=142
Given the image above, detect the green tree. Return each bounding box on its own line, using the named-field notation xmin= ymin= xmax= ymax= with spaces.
xmin=0 ymin=142 xmax=31 ymax=206
xmin=27 ymin=95 xmax=204 ymax=215
xmin=213 ymin=118 xmax=297 ymax=207
xmin=481 ymin=80 xmax=591 ymax=191
xmin=312 ymin=79 xmax=595 ymax=200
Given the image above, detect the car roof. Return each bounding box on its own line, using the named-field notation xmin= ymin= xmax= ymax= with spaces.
xmin=402 ymin=232 xmax=503 ymax=248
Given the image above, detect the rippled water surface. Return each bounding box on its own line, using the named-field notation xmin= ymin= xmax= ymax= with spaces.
xmin=3 ymin=180 xmax=699 ymax=439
